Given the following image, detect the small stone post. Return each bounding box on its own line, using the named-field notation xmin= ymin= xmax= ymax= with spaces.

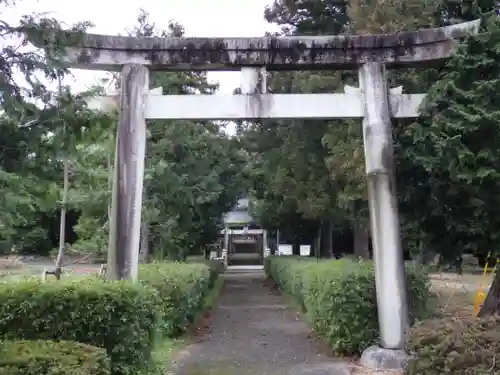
xmin=107 ymin=64 xmax=149 ymax=282
xmin=262 ymin=230 xmax=268 ymax=254
xmin=358 ymin=62 xmax=409 ymax=366
xmin=41 ymin=268 xmax=48 ymax=282
xmin=223 ymin=226 xmax=229 ymax=254
xmin=221 ymin=248 xmax=228 ymax=268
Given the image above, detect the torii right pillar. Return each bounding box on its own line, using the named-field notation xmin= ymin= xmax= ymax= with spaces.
xmin=355 ymin=21 xmax=479 ymax=369
xmin=358 ymin=62 xmax=409 ymax=367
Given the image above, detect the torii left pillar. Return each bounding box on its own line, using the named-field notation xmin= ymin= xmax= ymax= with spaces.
xmin=107 ymin=64 xmax=149 ymax=281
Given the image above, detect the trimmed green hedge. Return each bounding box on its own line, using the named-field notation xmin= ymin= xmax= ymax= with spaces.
xmin=265 ymin=256 xmax=430 ymax=355
xmin=0 ymin=278 xmax=158 ymax=375
xmin=0 ymin=261 xmax=221 ymax=375
xmin=0 ymin=340 xmax=110 ymax=375
xmin=139 ymin=262 xmax=215 ymax=336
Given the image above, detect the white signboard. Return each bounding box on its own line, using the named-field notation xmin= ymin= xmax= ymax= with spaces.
xmin=278 ymin=244 xmax=293 ymax=256
xmin=300 ymin=245 xmax=311 ymax=256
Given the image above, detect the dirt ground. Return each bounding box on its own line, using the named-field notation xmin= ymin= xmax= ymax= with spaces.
xmin=428 ymin=271 xmax=491 ymax=317
xmin=429 ymin=272 xmax=492 ymax=288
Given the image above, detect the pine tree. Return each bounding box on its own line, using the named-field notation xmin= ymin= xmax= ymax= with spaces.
xmin=406 ymin=16 xmax=500 ymax=313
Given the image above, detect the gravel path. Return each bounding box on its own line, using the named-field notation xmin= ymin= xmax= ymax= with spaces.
xmin=170 ymin=270 xmax=349 ymax=375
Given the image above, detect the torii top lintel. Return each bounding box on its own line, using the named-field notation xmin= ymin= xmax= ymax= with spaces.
xmin=39 ymin=20 xmax=479 ymax=71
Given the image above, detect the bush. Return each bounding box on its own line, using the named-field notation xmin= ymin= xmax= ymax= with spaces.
xmin=264 ymin=256 xmax=318 ymax=310
xmin=0 ymin=339 xmax=110 ymax=375
xmin=0 ymin=278 xmax=158 ymax=375
xmin=264 ymin=256 xmax=430 ymax=355
xmin=406 ymin=315 xmax=500 ymax=375
xmin=139 ymin=262 xmax=216 ymax=337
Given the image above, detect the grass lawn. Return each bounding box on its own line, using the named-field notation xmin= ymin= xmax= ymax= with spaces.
xmin=0 ymin=269 xmax=33 ymax=280
xmin=144 ymin=337 xmax=187 ymax=375
xmin=0 ymin=269 xmax=94 ymax=282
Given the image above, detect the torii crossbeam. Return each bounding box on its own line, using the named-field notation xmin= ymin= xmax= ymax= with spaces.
xmin=87 ymin=90 xmax=425 ymax=119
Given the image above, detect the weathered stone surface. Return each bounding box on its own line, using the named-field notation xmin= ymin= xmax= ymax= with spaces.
xmin=170 ymin=271 xmax=340 ymax=375
xmin=359 ymin=62 xmax=408 ymax=350
xmin=360 ymin=345 xmax=410 ymax=370
xmin=86 ymin=92 xmax=426 ymax=120
xmin=288 ymin=363 xmax=351 ymax=375
xmin=107 ymin=64 xmax=148 ymax=281
xmin=34 ymin=20 xmax=479 ymax=71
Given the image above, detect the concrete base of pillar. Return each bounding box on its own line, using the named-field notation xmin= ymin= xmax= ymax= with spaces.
xmin=360 ymin=345 xmax=410 ymax=370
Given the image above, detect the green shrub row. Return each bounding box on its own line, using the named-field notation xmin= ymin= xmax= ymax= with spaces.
xmin=264 ymin=256 xmax=430 ymax=356
xmin=0 ymin=278 xmax=156 ymax=375
xmin=139 ymin=262 xmax=214 ymax=336
xmin=0 ymin=261 xmax=220 ymax=375
xmin=0 ymin=340 xmax=110 ymax=375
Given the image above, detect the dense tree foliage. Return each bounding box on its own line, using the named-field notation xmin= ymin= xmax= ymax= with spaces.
xmin=0 ymin=0 xmax=95 ymax=255
xmin=0 ymin=4 xmax=245 ymax=262
xmin=239 ymin=0 xmax=498 ymax=266
xmin=406 ymin=17 xmax=500 ymax=313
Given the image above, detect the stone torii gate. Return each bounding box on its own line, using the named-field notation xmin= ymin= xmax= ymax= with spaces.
xmin=45 ymin=19 xmax=479 ymax=367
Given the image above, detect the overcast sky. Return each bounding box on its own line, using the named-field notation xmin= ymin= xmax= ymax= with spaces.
xmin=3 ymin=0 xmax=280 ymax=94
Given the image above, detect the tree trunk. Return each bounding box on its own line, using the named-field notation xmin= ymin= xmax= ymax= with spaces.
xmin=107 ymin=137 xmax=119 ymax=279
xmin=323 ymin=219 xmax=334 ymax=258
xmin=478 ymin=269 xmax=500 ymax=317
xmin=413 ymin=252 xmax=424 ymax=270
xmin=315 ymin=224 xmax=322 ymax=258
xmin=139 ymin=181 xmax=150 ymax=262
xmin=411 ymin=239 xmax=425 ymax=270
xmin=54 ymin=156 xmax=69 ymax=280
xmin=107 ymin=151 xmax=112 ymax=222
xmin=140 ymin=222 xmax=150 ymax=263
xmin=353 ymin=221 xmax=369 ymax=259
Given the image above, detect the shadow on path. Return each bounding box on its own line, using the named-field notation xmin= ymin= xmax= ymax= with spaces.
xmin=170 ymin=270 xmax=348 ymax=375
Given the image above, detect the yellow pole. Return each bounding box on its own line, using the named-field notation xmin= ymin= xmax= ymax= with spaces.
xmin=473 ymin=253 xmax=498 ymax=316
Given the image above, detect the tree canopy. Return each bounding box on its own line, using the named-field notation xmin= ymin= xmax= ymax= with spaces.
xmin=239 ymin=0 xmax=499 ymax=266
xmin=0 ymin=4 xmax=245 ymax=262
xmin=2 ymin=0 xmax=500 ymax=283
